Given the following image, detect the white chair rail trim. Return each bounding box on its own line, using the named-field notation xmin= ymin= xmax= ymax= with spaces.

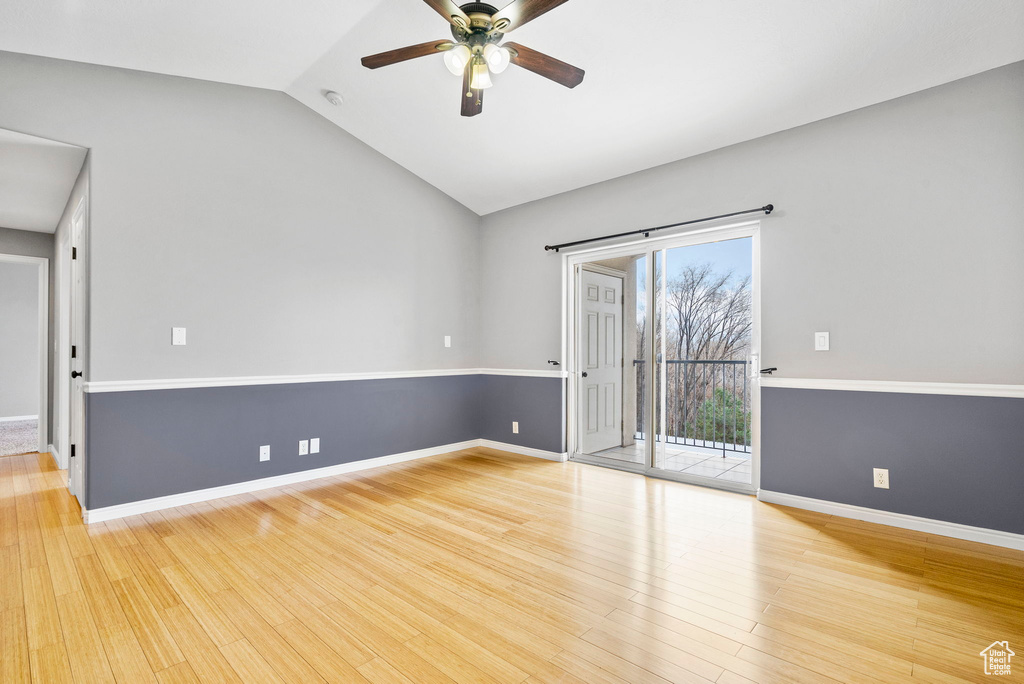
xmin=84 ymin=368 xmax=569 ymax=393
xmin=760 ymin=376 xmax=1024 ymax=399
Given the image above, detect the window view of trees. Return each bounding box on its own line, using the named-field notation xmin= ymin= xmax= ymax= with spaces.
xmin=635 ymin=255 xmax=753 ymax=451
xmin=665 ymin=264 xmax=751 ymax=363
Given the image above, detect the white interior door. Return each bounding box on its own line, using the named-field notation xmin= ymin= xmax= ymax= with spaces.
xmin=579 ymin=269 xmax=623 ymax=454
xmin=69 ymin=208 xmax=85 ymax=501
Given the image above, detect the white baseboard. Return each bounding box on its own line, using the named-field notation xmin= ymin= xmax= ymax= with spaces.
xmin=477 ymin=439 xmax=568 ymax=462
xmin=48 ymin=444 xmax=62 ymax=469
xmin=83 ymin=439 xmax=480 ymax=524
xmin=82 ymin=438 xmax=567 ymax=524
xmin=758 ymin=490 xmax=1024 ymax=551
xmin=0 ymin=414 xmax=38 ymax=423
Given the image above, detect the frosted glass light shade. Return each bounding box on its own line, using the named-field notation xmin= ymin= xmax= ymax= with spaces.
xmin=470 ymin=57 xmax=493 ymax=89
xmin=483 ymin=43 xmax=511 ymax=74
xmin=443 ymin=44 xmax=472 ymax=76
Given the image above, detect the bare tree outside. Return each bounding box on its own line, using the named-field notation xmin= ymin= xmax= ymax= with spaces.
xmin=635 ymin=260 xmax=753 ymax=450
xmin=664 ymin=263 xmax=751 ymax=363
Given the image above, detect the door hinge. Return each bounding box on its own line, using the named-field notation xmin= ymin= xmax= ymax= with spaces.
xmin=72 ymin=247 xmax=77 ymax=260
xmin=71 ymin=444 xmax=76 ymax=458
xmin=71 ymin=345 xmax=77 ymax=359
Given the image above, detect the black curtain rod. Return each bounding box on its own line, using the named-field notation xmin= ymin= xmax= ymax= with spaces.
xmin=544 ymin=204 xmax=774 ymax=252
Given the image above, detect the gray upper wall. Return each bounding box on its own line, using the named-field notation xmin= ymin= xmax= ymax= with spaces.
xmin=0 ymin=51 xmax=481 ymax=382
xmin=479 ymin=62 xmax=1024 ymax=385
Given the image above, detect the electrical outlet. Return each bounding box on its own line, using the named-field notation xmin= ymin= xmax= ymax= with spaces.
xmin=512 ymin=421 xmax=519 ymax=434
xmin=873 ymin=468 xmax=889 ymax=489
xmin=298 ymin=439 xmax=309 ymax=455
xmin=310 ymin=438 xmax=320 ymax=454
xmin=259 ymin=445 xmax=270 ymax=462
xmin=172 ymin=327 xmax=187 ymax=346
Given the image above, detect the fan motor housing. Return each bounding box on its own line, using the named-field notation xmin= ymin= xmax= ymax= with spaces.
xmin=460 ymin=2 xmax=499 ymax=18
xmin=451 ymin=2 xmax=504 ymax=43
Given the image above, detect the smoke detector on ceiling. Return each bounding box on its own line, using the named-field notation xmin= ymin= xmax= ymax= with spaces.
xmin=323 ymin=90 xmax=344 ymax=106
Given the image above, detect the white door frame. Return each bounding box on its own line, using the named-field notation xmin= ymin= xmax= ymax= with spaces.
xmin=68 ymin=199 xmax=87 ymax=501
xmin=0 ymin=253 xmax=49 ymax=456
xmin=562 ymin=219 xmax=762 ymax=495
xmin=55 ymin=215 xmax=72 ymax=470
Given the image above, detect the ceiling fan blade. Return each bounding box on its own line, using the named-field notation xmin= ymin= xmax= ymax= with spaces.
xmin=490 ymin=0 xmax=569 ymax=33
xmin=504 ymin=42 xmax=584 ymax=88
xmin=361 ymin=40 xmax=454 ymax=69
xmin=461 ymin=67 xmax=484 ymax=117
xmin=423 ymin=0 xmax=471 ymax=29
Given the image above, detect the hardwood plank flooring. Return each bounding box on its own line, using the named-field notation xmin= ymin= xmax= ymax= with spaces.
xmin=1 ymin=448 xmax=1022 ymax=683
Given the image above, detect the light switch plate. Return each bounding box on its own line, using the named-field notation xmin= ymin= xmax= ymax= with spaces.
xmin=259 ymin=445 xmax=270 ymax=462
xmin=444 ymin=335 xmax=452 ymax=348
xmin=298 ymin=440 xmax=309 ymax=455
xmin=172 ymin=327 xmax=187 ymax=346
xmin=814 ymin=331 xmax=830 ymax=351
xmin=310 ymin=438 xmax=320 ymax=454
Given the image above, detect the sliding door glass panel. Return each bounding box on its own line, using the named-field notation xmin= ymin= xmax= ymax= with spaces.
xmin=575 ymin=254 xmax=647 ymax=467
xmin=651 ymin=237 xmax=753 ymax=485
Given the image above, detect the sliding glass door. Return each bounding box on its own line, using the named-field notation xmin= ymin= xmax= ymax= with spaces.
xmin=569 ymin=223 xmax=759 ymax=494
xmin=651 ymin=237 xmax=755 ymax=488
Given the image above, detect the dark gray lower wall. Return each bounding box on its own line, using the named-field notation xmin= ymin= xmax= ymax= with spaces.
xmin=86 ymin=377 xmax=1021 ymax=538
xmin=85 ymin=375 xmax=482 ymax=509
xmin=761 ymin=387 xmax=1024 ymax=535
xmin=478 ymin=375 xmax=565 ymax=454
xmin=85 ymin=373 xmax=568 ymax=509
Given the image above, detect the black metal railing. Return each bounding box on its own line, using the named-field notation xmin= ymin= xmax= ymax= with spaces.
xmin=634 ymin=359 xmax=751 ymax=455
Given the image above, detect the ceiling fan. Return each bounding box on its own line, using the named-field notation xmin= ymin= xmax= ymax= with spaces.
xmin=360 ymin=0 xmax=585 ymax=117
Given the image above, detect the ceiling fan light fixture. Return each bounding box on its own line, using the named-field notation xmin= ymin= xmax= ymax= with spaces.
xmin=483 ymin=43 xmax=511 ymax=74
xmin=359 ymin=0 xmax=586 ymax=116
xmin=469 ymin=55 xmax=493 ymax=89
xmin=443 ymin=44 xmax=472 ymax=75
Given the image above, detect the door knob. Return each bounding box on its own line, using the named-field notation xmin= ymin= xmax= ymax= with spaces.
xmin=581 ymin=372 xmax=588 ymax=377
xmin=71 ymin=371 xmax=83 ymax=378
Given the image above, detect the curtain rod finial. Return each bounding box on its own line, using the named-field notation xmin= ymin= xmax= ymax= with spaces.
xmin=764 ymin=204 xmax=774 ymax=214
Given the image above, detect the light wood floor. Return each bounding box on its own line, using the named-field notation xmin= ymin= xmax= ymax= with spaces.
xmin=2 ymin=449 xmax=1022 ymax=684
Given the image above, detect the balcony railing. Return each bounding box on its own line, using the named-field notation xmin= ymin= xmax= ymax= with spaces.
xmin=634 ymin=359 xmax=751 ymax=455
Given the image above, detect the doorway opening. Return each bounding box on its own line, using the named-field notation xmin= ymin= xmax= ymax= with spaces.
xmin=0 ymin=126 xmax=89 ymax=505
xmin=0 ymin=254 xmax=48 ymax=457
xmin=566 ymin=221 xmax=761 ymax=494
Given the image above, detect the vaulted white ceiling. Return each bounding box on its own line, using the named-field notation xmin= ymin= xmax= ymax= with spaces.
xmin=0 ymin=1 xmax=378 ymax=90
xmin=3 ymin=1 xmax=1023 ymax=215
xmin=0 ymin=129 xmax=87 ymax=233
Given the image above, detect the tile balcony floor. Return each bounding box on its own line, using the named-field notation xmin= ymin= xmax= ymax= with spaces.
xmin=590 ymin=440 xmax=752 ymax=484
